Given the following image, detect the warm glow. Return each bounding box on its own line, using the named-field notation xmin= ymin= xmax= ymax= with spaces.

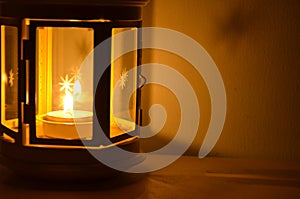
xmin=34 ymin=26 xmax=94 ymax=142
xmin=64 ymin=91 xmax=73 ymax=116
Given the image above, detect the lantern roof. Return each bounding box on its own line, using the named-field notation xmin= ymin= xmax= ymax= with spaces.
xmin=0 ymin=0 xmax=150 ymax=20
xmin=0 ymin=0 xmax=149 ymax=6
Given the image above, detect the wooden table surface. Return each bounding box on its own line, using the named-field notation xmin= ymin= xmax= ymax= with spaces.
xmin=1 ymin=156 xmax=300 ymax=199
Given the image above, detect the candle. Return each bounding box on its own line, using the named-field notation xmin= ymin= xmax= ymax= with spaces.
xmin=44 ymin=110 xmax=93 ymax=123
xmin=38 ymin=74 xmax=93 ymax=140
xmin=40 ymin=109 xmax=92 ymax=140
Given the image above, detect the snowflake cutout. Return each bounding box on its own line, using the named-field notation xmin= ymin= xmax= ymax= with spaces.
xmin=59 ymin=74 xmax=75 ymax=93
xmin=8 ymin=69 xmax=15 ymax=87
xmin=120 ymin=68 xmax=128 ymax=89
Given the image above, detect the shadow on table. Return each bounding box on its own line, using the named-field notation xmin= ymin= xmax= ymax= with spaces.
xmin=0 ymin=166 xmax=147 ymax=199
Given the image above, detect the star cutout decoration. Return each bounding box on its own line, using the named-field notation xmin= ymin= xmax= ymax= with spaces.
xmin=8 ymin=69 xmax=15 ymax=87
xmin=71 ymin=66 xmax=82 ymax=81
xmin=120 ymin=68 xmax=128 ymax=89
xmin=59 ymin=74 xmax=75 ymax=93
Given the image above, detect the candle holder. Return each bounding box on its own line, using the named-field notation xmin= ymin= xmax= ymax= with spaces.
xmin=0 ymin=0 xmax=149 ymax=181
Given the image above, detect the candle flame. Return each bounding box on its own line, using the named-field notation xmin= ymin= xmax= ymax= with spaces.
xmin=60 ymin=74 xmax=82 ymax=117
xmin=64 ymin=91 xmax=73 ymax=117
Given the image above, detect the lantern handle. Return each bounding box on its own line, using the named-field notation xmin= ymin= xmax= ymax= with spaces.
xmin=138 ymin=74 xmax=147 ymax=89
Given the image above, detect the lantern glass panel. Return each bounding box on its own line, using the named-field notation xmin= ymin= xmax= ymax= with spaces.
xmin=110 ymin=27 xmax=138 ymax=138
xmin=1 ymin=26 xmax=18 ymax=132
xmin=35 ymin=27 xmax=94 ymax=140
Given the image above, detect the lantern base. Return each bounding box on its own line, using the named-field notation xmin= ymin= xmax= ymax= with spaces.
xmin=0 ymin=139 xmax=143 ymax=181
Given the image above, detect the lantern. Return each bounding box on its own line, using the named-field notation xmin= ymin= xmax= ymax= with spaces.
xmin=0 ymin=0 xmax=149 ymax=180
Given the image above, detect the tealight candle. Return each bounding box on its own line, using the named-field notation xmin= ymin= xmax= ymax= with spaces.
xmin=38 ymin=77 xmax=93 ymax=140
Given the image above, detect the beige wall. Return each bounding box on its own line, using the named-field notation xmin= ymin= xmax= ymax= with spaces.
xmin=141 ymin=0 xmax=300 ymax=160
